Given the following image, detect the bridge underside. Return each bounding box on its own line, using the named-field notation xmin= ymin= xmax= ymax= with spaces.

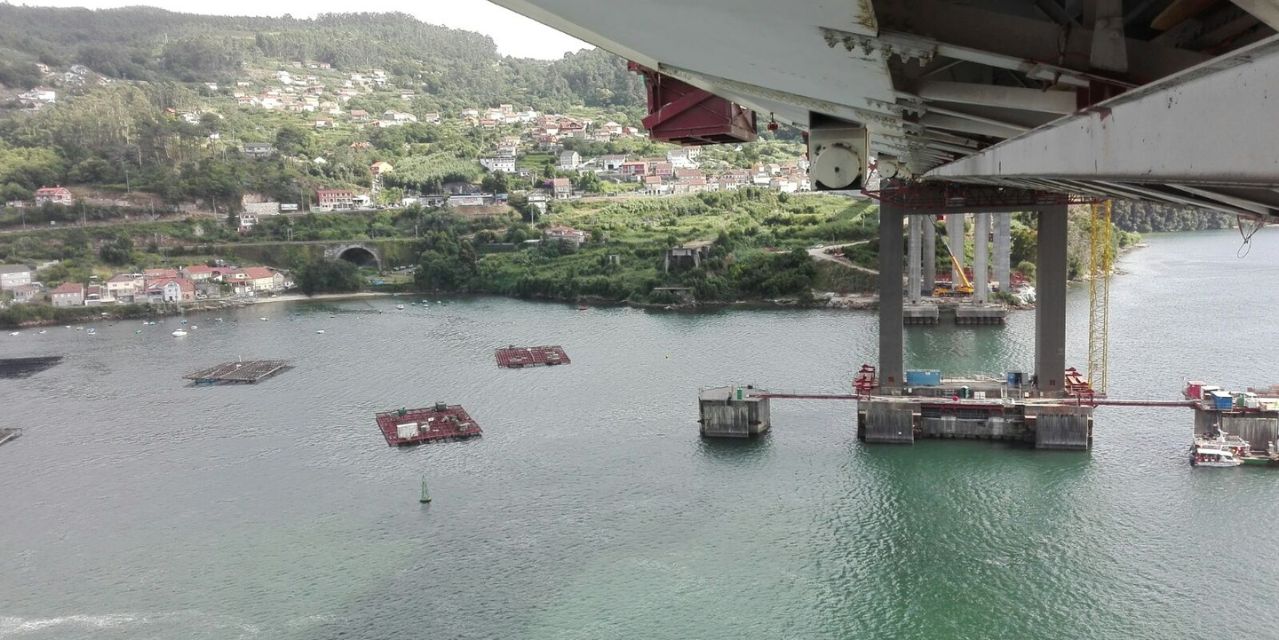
xmin=490 ymin=0 xmax=1279 ymax=221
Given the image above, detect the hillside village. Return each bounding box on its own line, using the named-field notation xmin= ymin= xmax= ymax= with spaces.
xmin=0 ymin=19 xmax=819 ymax=317
xmin=0 ymin=261 xmax=290 ymax=309
xmin=3 ymin=56 xmax=811 ymax=222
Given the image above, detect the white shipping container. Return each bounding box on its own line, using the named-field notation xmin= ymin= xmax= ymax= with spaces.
xmin=396 ymin=423 xmax=419 ymax=439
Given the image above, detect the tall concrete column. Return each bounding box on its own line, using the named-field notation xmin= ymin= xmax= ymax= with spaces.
xmin=1035 ymin=205 xmax=1068 ymax=395
xmin=946 ymin=213 xmax=965 ymax=290
xmin=974 ymin=213 xmax=989 ymax=303
xmin=907 ymin=214 xmax=922 ymax=303
xmin=995 ymin=212 xmax=1011 ymax=292
xmin=923 ymin=217 xmax=937 ymax=294
xmin=879 ymin=203 xmax=904 ymax=389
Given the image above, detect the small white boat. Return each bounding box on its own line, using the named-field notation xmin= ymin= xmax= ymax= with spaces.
xmin=171 ymin=330 xmax=188 ymax=337
xmin=259 ymin=317 xmax=268 ymax=321
xmin=1191 ymin=431 xmax=1248 ymax=468
xmin=396 ymin=304 xmax=405 ymax=310
xmin=316 ymin=330 xmax=326 ymax=334
xmin=8 ymin=331 xmax=18 ymax=336
xmin=38 ymin=330 xmax=47 ymax=334
xmin=86 ymin=328 xmax=96 ymax=335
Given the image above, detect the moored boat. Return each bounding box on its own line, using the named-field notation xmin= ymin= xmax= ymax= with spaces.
xmin=1191 ymin=431 xmax=1248 ymax=467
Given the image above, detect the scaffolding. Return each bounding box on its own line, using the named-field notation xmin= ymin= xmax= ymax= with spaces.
xmin=1088 ymin=201 xmax=1114 ymax=394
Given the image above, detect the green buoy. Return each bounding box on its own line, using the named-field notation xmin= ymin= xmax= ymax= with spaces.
xmin=419 ymin=476 xmax=432 ymax=503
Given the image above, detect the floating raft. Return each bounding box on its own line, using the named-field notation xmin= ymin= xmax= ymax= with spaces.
xmin=184 ymin=360 xmax=292 ymax=385
xmin=376 ymin=403 xmax=482 ymax=446
xmin=495 ymin=345 xmax=570 ymax=368
xmin=0 ymin=356 xmax=63 ymax=379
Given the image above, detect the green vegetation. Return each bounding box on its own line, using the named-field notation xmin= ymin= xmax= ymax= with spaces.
xmin=295 ymin=258 xmax=363 ymax=295
xmin=1110 ymin=200 xmax=1232 ymax=232
xmin=0 ymin=302 xmax=160 ymax=329
xmin=416 ymin=190 xmax=877 ymax=303
xmin=0 ymin=7 xmax=644 ymax=112
xmin=0 ymin=5 xmax=650 ymax=218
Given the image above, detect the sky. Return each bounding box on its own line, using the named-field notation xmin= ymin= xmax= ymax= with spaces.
xmin=16 ymin=0 xmax=591 ymax=59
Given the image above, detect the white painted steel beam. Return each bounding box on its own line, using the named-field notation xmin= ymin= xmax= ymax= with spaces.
xmin=1090 ymin=0 xmax=1129 ymax=73
xmin=1232 ymin=0 xmax=1279 ymax=29
xmin=875 ymin=0 xmax=1207 ymax=81
xmin=930 ymin=36 xmax=1279 ymax=189
xmin=919 ymin=114 xmax=1026 ymax=139
xmin=917 ymin=81 xmax=1078 ymax=114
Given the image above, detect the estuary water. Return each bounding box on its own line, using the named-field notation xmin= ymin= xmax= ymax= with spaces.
xmin=3 ymin=230 xmax=1279 ymax=639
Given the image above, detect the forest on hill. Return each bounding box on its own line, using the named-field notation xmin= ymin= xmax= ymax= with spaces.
xmin=0 ymin=6 xmax=644 ymax=113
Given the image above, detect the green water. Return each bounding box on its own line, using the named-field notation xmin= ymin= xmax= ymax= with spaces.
xmin=2 ymin=230 xmax=1278 ymax=639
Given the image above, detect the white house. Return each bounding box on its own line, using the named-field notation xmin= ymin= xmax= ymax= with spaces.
xmin=543 ymin=225 xmax=588 ymax=247
xmin=0 ymin=264 xmax=33 ymax=291
xmin=558 ymin=150 xmax=581 ymax=170
xmin=106 ymin=273 xmax=144 ymax=302
xmin=600 ymin=154 xmax=627 ymax=171
xmin=481 ymin=155 xmax=517 ymax=173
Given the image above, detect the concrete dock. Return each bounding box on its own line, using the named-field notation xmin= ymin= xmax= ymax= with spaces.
xmin=903 ymin=303 xmax=940 ymax=325
xmin=699 ymin=386 xmax=771 ymax=437
xmin=953 ymin=304 xmax=1009 ymax=325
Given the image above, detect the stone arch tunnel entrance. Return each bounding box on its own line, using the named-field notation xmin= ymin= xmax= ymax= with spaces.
xmin=331 ymin=244 xmax=381 ymax=269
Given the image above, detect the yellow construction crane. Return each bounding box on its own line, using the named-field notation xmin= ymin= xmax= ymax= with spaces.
xmin=1088 ymin=200 xmax=1114 ymax=394
xmin=933 ymin=238 xmax=974 ymax=297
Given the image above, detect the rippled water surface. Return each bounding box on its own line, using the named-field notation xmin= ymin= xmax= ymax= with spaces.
xmin=4 ymin=230 xmax=1279 ymax=639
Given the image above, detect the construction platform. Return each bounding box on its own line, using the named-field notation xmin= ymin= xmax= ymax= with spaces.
xmin=376 ymin=403 xmax=482 ymax=446
xmin=699 ymin=374 xmax=1093 ymax=449
xmin=857 ymin=396 xmax=1092 ymax=449
xmin=184 ymin=360 xmax=292 ymax=385
xmin=953 ymin=304 xmax=1009 ymax=325
xmin=495 ymin=345 xmax=571 ymax=368
xmin=903 ymin=303 xmax=940 ymax=325
xmin=1187 ymin=381 xmax=1279 ymax=454
xmin=0 ymin=428 xmax=21 ymax=447
xmin=0 ymin=356 xmax=63 ymax=379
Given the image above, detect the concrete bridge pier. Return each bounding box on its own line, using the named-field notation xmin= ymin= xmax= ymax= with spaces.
xmin=923 ymin=217 xmax=937 ymax=293
xmin=878 ymin=202 xmax=905 ymax=390
xmin=1035 ymin=205 xmax=1068 ymax=396
xmin=907 ymin=214 xmax=922 ymax=303
xmin=974 ymin=212 xmax=989 ymax=303
xmin=945 ymin=213 xmax=965 ymax=291
xmin=994 ymin=213 xmax=1011 ymax=292
xmin=699 ymin=386 xmax=771 ymax=437
xmin=876 ymin=199 xmax=1070 ymax=398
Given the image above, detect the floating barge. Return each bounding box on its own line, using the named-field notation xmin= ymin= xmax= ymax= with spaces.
xmin=376 ymin=403 xmax=482 ymax=446
xmin=0 ymin=356 xmax=63 ymax=379
xmin=0 ymin=428 xmax=21 ymax=447
xmin=184 ymin=360 xmax=292 ymax=385
xmin=495 ymin=345 xmax=570 ymax=368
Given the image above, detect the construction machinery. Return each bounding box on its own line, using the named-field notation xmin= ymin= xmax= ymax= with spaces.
xmin=933 ymin=238 xmax=974 ymax=297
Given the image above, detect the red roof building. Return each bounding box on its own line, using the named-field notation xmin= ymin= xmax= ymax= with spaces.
xmin=34 ymin=186 xmax=73 ymax=206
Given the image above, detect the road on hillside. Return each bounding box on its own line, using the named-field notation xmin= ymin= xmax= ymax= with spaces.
xmin=808 ymin=241 xmax=877 ymax=275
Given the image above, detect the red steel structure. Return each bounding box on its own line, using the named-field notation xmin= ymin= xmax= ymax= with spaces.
xmin=376 ymin=404 xmax=482 ymax=446
xmin=628 ymin=63 xmax=757 ymax=145
xmin=495 ymin=345 xmax=571 ymax=368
